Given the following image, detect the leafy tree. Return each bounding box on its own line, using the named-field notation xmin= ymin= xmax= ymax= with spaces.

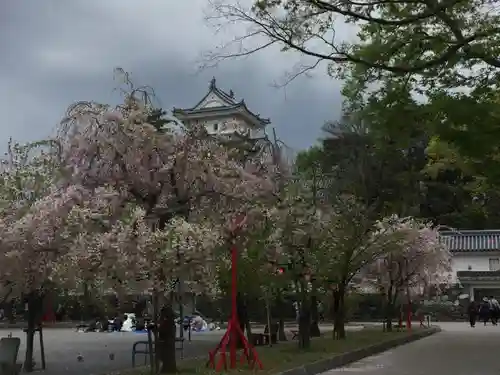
xmin=206 ymin=0 xmax=500 ymax=195
xmin=331 ymin=79 xmax=500 ymax=229
xmin=426 ymin=88 xmax=500 ymax=186
xmin=215 ymin=211 xmax=285 ymax=342
xmin=313 ymin=197 xmax=399 ymax=339
xmin=293 ymin=153 xmax=331 ymax=337
xmin=295 ymin=146 xmax=325 ymax=176
xmin=0 ymin=139 xmax=64 ymax=371
xmin=206 ymin=0 xmax=500 ymax=89
xmin=314 ymin=82 xmax=429 ymax=218
xmin=269 ymin=191 xmax=318 ymax=349
xmin=147 ymin=108 xmax=171 ymax=133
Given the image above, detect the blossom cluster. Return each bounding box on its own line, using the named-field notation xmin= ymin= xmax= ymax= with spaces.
xmin=0 ymin=85 xmax=451 ymax=305
xmin=0 ymin=89 xmax=278 ymax=300
xmin=370 ymin=215 xmax=452 ymax=294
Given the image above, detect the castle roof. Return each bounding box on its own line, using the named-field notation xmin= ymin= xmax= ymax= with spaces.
xmin=172 ymin=77 xmax=271 ymax=127
xmin=439 ymin=230 xmax=500 ymax=253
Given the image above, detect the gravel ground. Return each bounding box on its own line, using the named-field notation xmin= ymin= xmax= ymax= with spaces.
xmin=0 ymin=323 xmax=361 ymax=375
xmin=0 ymin=328 xmax=222 ymax=375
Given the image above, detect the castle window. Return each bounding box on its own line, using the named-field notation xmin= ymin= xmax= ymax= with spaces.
xmin=213 ymin=123 xmax=218 ymax=131
xmin=489 ymin=258 xmax=500 ymax=271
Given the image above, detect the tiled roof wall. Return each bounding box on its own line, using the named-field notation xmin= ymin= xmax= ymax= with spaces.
xmin=440 ymin=230 xmax=500 ymax=252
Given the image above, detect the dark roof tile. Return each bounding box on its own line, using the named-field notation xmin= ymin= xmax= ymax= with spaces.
xmin=457 ymin=271 xmax=500 ymax=280
xmin=173 ymin=78 xmax=271 ymax=126
xmin=440 ymin=230 xmax=500 ymax=252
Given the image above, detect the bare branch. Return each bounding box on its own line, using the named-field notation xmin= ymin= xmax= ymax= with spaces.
xmin=202 ymin=0 xmax=500 ymax=84
xmin=271 ymin=58 xmax=323 ymax=88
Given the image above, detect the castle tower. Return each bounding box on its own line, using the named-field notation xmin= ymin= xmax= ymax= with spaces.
xmin=172 ymin=77 xmax=270 ymax=140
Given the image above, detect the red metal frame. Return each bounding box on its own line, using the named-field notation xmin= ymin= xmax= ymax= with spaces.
xmin=207 ymin=220 xmax=263 ymax=371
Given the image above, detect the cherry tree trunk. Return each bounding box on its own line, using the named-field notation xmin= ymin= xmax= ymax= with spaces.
xmin=157 ymin=303 xmax=177 ymax=374
xmin=278 ymin=319 xmax=287 ymax=341
xmin=310 ymin=292 xmax=321 ymax=337
xmin=6 ymin=299 xmax=15 ymax=323
xmin=298 ymin=285 xmax=311 ymax=349
xmin=154 ymin=208 xmax=182 ymax=373
xmin=82 ymin=282 xmax=91 ymax=321
xmin=385 ymin=301 xmax=394 ymax=332
xmin=384 ymin=285 xmax=397 ymax=332
xmin=275 ymin=292 xmax=287 ymax=341
xmin=235 ymin=293 xmax=250 ymax=348
xmin=24 ymin=292 xmax=42 ymax=372
xmin=332 ymin=286 xmax=346 ymax=340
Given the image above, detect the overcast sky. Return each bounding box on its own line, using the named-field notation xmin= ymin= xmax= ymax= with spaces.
xmin=0 ymin=0 xmax=350 ymax=152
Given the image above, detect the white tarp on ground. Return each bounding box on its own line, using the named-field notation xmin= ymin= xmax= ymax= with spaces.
xmin=121 ymin=313 xmax=136 ymax=332
xmin=192 ymin=315 xmax=208 ymax=331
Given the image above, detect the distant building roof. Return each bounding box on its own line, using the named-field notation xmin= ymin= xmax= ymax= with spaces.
xmin=457 ymin=270 xmax=500 ymax=280
xmin=440 ymin=230 xmax=500 ymax=253
xmin=194 ymin=77 xmax=237 ymax=108
xmin=172 ymin=77 xmax=271 ymax=126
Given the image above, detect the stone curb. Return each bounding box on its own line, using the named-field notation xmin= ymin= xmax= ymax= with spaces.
xmin=278 ymin=327 xmax=441 ymax=375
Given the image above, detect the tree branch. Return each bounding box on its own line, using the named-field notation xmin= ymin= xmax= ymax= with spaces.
xmin=205 ymin=0 xmax=500 ymax=81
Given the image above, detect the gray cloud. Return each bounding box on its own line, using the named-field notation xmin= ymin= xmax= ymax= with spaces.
xmin=0 ymin=0 xmax=346 ymax=152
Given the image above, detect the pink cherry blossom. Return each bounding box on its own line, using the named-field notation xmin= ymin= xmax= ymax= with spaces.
xmin=366 ymin=215 xmax=452 ymax=325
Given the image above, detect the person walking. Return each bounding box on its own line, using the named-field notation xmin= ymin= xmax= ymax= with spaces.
xmin=489 ymin=296 xmax=500 ymax=325
xmin=467 ymin=300 xmax=478 ymax=327
xmin=292 ymin=301 xmax=300 ymax=323
xmin=479 ymin=297 xmax=491 ymax=325
xmin=317 ymin=301 xmax=325 ymax=322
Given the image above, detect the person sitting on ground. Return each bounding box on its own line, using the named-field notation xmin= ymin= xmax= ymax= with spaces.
xmin=135 ymin=318 xmax=145 ymax=331
xmin=113 ymin=315 xmax=123 ymax=332
xmin=100 ymin=317 xmax=110 ymax=332
xmin=85 ymin=319 xmax=99 ymax=332
xmin=191 ymin=315 xmax=208 ymax=332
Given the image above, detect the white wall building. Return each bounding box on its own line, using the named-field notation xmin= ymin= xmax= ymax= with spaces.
xmin=440 ymin=230 xmax=500 ymax=301
xmin=172 ymin=77 xmax=270 ymax=140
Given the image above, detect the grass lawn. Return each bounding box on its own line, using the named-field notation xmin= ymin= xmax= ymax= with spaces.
xmin=126 ymin=327 xmax=425 ymax=375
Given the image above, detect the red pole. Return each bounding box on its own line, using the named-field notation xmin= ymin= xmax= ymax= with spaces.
xmin=206 ymin=214 xmax=263 ymax=372
xmin=231 ymin=245 xmax=238 ymax=320
xmin=230 ymin=245 xmax=238 ymax=368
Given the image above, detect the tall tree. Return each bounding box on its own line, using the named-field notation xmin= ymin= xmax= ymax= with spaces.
xmin=206 ymin=0 xmax=500 ymax=195
xmin=313 ymin=196 xmax=399 ymax=339
xmin=315 ymin=82 xmax=429 ymax=218
xmin=206 ymin=0 xmax=500 ymax=88
xmin=0 ymin=139 xmax=64 ymax=371
xmin=426 ymin=88 xmax=500 ymax=188
xmin=328 ymin=79 xmax=500 ymax=229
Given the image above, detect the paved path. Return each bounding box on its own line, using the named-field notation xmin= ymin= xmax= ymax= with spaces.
xmin=324 ymin=322 xmax=500 ymax=375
